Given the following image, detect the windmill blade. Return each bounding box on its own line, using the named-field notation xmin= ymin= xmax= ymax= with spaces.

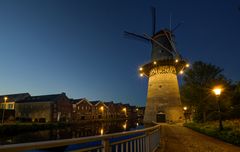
xmin=171 ymin=21 xmax=184 ymax=32
xmin=151 ymin=7 xmax=156 ymax=35
xmin=162 ymin=30 xmax=178 ymax=55
xmin=143 ymin=33 xmax=175 ymax=56
xmin=124 ymin=31 xmax=150 ymax=42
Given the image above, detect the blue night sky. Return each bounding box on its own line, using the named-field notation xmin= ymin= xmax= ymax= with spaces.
xmin=0 ymin=0 xmax=239 ymax=106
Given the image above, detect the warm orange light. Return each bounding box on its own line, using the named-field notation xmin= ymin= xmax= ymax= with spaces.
xmin=4 ymin=97 xmax=8 ymax=102
xmin=139 ymin=67 xmax=143 ymax=71
xmin=136 ymin=108 xmax=139 ymax=111
xmin=186 ymin=64 xmax=190 ymax=67
xmin=183 ymin=106 xmax=187 ymax=111
xmin=175 ymin=59 xmax=179 ymax=63
xmin=213 ymin=87 xmax=222 ymax=96
xmin=100 ymin=128 xmax=104 ymax=135
xmin=122 ymin=107 xmax=126 ymax=112
xmin=123 ymin=123 xmax=127 ymax=130
xmin=100 ymin=106 xmax=104 ymax=111
xmin=180 ymin=70 xmax=184 ymax=74
xmin=140 ymin=73 xmax=144 ymax=77
xmin=153 ymin=61 xmax=157 ymax=65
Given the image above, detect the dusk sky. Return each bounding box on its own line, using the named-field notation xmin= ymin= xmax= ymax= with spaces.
xmin=0 ymin=0 xmax=239 ymax=106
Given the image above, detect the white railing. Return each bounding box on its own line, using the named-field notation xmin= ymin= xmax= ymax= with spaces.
xmin=0 ymin=124 xmax=161 ymax=152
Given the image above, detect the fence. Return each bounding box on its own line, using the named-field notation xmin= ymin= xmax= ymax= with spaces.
xmin=0 ymin=124 xmax=161 ymax=152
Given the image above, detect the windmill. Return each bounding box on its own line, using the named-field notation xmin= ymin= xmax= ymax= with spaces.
xmin=125 ymin=7 xmax=189 ymax=123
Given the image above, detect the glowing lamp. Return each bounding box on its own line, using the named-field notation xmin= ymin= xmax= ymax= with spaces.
xmin=213 ymin=87 xmax=222 ymax=96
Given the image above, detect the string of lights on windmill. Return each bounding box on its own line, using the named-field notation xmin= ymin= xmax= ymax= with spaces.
xmin=139 ymin=58 xmax=190 ymax=77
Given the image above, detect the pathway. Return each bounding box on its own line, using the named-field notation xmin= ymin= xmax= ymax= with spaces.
xmin=157 ymin=124 xmax=240 ymax=152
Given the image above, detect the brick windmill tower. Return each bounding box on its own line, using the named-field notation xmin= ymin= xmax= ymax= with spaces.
xmin=125 ymin=8 xmax=189 ymax=123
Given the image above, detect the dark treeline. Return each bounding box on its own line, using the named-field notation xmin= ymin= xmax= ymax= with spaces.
xmin=180 ymin=61 xmax=240 ymax=122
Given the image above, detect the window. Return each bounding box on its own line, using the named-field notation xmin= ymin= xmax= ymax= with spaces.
xmin=8 ymin=104 xmax=13 ymax=109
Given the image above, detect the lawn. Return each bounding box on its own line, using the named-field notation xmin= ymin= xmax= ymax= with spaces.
xmin=184 ymin=119 xmax=240 ymax=146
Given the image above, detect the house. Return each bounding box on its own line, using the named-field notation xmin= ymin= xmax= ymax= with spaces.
xmin=104 ymin=101 xmax=118 ymax=119
xmin=90 ymin=101 xmax=109 ymax=119
xmin=0 ymin=93 xmax=30 ymax=122
xmin=113 ymin=103 xmax=127 ymax=119
xmin=15 ymin=93 xmax=72 ymax=123
xmin=72 ymin=98 xmax=93 ymax=121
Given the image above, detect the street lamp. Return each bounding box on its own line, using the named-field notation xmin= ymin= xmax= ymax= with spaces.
xmin=213 ymin=87 xmax=223 ymax=131
xmin=183 ymin=106 xmax=188 ymax=123
xmin=1 ymin=97 xmax=8 ymax=124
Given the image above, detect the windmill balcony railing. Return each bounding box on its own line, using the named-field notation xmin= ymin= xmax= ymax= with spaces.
xmin=0 ymin=124 xmax=161 ymax=152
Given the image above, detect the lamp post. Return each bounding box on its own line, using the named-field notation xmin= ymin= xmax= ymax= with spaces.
xmin=183 ymin=106 xmax=188 ymax=123
xmin=1 ymin=97 xmax=8 ymax=124
xmin=213 ymin=87 xmax=223 ymax=131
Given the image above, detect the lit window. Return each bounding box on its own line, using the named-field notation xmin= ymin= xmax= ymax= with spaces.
xmin=8 ymin=104 xmax=13 ymax=109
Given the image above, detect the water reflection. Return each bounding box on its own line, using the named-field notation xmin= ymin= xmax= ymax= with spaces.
xmin=0 ymin=119 xmax=145 ymax=145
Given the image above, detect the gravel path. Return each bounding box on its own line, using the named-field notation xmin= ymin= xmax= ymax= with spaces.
xmin=157 ymin=124 xmax=240 ymax=152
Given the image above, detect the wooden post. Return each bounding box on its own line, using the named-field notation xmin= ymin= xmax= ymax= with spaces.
xmin=102 ymin=139 xmax=110 ymax=152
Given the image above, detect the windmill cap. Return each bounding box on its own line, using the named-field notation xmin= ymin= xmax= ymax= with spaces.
xmin=152 ymin=29 xmax=174 ymax=39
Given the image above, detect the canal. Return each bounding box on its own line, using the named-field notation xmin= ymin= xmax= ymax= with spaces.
xmin=0 ymin=119 xmax=146 ymax=145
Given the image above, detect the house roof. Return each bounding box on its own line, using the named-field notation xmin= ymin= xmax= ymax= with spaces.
xmin=104 ymin=101 xmax=114 ymax=106
xmin=17 ymin=93 xmax=67 ymax=103
xmin=70 ymin=98 xmax=85 ymax=104
xmin=0 ymin=93 xmax=30 ymax=102
xmin=76 ymin=98 xmax=92 ymax=106
xmin=90 ymin=100 xmax=101 ymax=105
xmin=90 ymin=100 xmax=108 ymax=108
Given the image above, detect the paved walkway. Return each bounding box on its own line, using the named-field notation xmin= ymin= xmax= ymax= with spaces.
xmin=157 ymin=124 xmax=240 ymax=152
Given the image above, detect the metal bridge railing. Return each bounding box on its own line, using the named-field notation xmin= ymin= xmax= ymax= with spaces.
xmin=0 ymin=124 xmax=161 ymax=152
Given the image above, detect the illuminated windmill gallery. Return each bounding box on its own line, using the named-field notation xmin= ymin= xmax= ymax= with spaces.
xmin=125 ymin=8 xmax=190 ymax=123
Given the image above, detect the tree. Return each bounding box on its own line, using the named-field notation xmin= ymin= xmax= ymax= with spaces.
xmin=180 ymin=61 xmax=230 ymax=122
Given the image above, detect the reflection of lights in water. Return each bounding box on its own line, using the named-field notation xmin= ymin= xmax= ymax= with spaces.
xmin=100 ymin=128 xmax=104 ymax=135
xmin=123 ymin=123 xmax=127 ymax=130
xmin=136 ymin=123 xmax=139 ymax=126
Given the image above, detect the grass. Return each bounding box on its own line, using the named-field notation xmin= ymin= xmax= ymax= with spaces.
xmin=184 ymin=119 xmax=240 ymax=146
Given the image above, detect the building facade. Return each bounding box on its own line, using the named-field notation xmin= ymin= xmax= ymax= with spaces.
xmin=15 ymin=93 xmax=72 ymax=122
xmin=0 ymin=93 xmax=30 ymax=122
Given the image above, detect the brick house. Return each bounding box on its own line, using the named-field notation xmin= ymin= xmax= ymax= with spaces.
xmin=72 ymin=98 xmax=93 ymax=121
xmin=90 ymin=101 xmax=109 ymax=119
xmin=15 ymin=93 xmax=72 ymax=123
